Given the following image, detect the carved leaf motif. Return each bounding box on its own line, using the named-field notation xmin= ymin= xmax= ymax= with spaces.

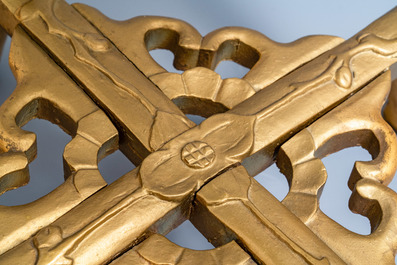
xmin=334 ymin=65 xmax=352 ymax=88
xmin=199 ymin=114 xmax=256 ymax=162
xmin=149 ymin=111 xmax=192 ymax=151
xmin=34 ymin=226 xmax=63 ymax=249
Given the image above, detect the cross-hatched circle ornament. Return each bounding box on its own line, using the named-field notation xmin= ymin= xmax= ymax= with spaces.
xmin=0 ymin=1 xmax=397 ymax=264
xmin=181 ymin=141 xmax=215 ymax=169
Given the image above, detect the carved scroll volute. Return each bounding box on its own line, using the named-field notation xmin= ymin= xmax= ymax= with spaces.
xmin=0 ymin=0 xmax=196 ymax=166
xmin=74 ymin=4 xmax=344 ymax=115
xmin=0 ymin=26 xmax=119 ymax=255
xmin=277 ymin=72 xmax=397 ymax=264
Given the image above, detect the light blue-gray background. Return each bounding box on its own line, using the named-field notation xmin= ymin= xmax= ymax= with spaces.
xmin=0 ymin=0 xmax=396 ymax=259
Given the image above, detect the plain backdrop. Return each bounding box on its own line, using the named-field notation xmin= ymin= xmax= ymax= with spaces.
xmin=0 ymin=0 xmax=396 ymax=258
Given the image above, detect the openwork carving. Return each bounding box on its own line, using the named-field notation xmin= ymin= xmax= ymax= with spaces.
xmin=0 ymin=1 xmax=397 ymax=264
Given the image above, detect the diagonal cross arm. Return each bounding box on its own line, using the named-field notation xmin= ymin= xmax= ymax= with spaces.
xmin=0 ymin=1 xmax=397 ymax=264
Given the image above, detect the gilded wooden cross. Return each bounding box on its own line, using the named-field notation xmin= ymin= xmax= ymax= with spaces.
xmin=0 ymin=1 xmax=397 ymax=264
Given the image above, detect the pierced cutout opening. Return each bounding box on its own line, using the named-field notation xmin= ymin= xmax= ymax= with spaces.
xmin=149 ymin=49 xmax=183 ymax=74
xmin=215 ymin=60 xmax=250 ymax=79
xmin=98 ymin=150 xmax=136 ymax=184
xmin=0 ymin=37 xmax=16 ymax=106
xmin=0 ymin=119 xmax=71 ymax=206
xmin=172 ymin=96 xmax=229 ymax=118
xmin=388 ymin=170 xmax=397 ymax=196
xmin=254 ymin=163 xmax=289 ymax=201
xmin=166 ymin=220 xmax=214 ymax=250
xmin=320 ymin=146 xmax=372 ymax=235
xmin=186 ymin=114 xmax=206 ymax=125
xmin=390 ymin=62 xmax=397 ymax=81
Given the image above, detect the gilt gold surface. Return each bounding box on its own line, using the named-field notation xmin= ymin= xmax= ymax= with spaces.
xmin=0 ymin=1 xmax=396 ymax=264
xmin=109 ymin=234 xmax=255 ymax=265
